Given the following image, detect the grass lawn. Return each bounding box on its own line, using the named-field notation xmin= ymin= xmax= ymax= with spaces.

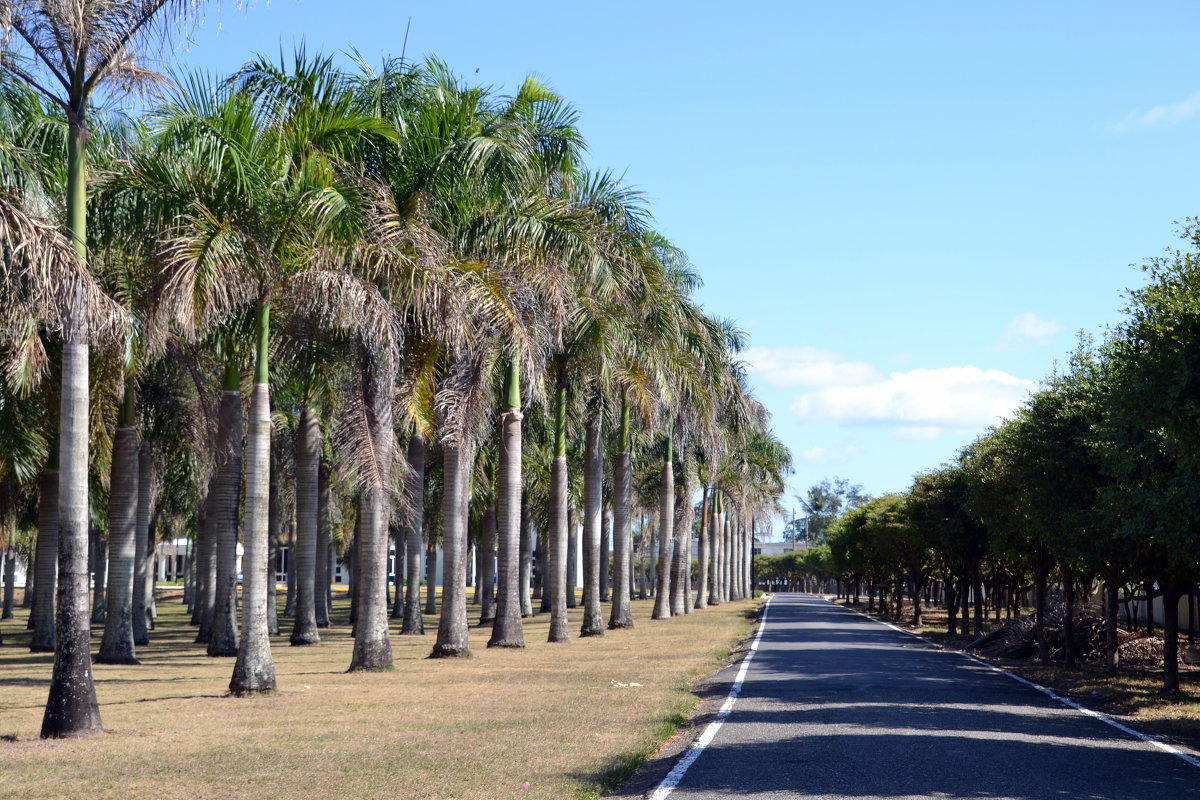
xmin=1 ymin=589 xmax=758 ymax=800
xmin=840 ymin=599 xmax=1200 ymax=755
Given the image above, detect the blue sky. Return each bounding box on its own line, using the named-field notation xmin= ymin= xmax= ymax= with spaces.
xmin=173 ymin=1 xmax=1200 ymax=535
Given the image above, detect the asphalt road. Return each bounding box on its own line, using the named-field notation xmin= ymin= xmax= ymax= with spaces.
xmin=655 ymin=593 xmax=1200 ymax=800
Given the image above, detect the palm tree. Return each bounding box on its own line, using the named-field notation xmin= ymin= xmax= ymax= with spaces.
xmin=487 ymin=357 xmax=524 ymax=647
xmin=2 ymin=0 xmax=211 ymax=739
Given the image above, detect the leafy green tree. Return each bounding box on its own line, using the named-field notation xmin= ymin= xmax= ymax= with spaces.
xmin=1099 ymin=221 xmax=1200 ymax=691
xmin=791 ymin=476 xmax=867 ymax=544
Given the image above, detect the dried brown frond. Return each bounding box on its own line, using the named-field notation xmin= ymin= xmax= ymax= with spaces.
xmin=0 ymin=193 xmax=129 ymax=349
xmin=146 ymin=209 xmax=257 ymax=352
xmin=275 ymin=268 xmax=399 ymax=356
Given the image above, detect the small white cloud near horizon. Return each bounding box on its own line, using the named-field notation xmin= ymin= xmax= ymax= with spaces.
xmin=1114 ymin=90 xmax=1200 ymax=132
xmin=999 ymin=312 xmax=1064 ymax=347
xmin=801 ymin=444 xmax=862 ymax=464
xmin=744 ymin=346 xmax=882 ymax=389
xmin=791 ymin=365 xmax=1035 ymax=430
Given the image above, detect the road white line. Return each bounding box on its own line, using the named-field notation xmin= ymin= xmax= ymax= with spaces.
xmin=648 ymin=595 xmax=774 ymax=800
xmin=830 ymin=596 xmax=1200 ymax=771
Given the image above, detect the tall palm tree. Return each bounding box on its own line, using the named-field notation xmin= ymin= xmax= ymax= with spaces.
xmin=487 ymin=356 xmax=524 ymax=647
xmin=2 ymin=0 xmax=210 ymax=739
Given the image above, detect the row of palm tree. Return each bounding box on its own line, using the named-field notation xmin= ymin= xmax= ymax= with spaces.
xmin=0 ymin=6 xmax=791 ymax=740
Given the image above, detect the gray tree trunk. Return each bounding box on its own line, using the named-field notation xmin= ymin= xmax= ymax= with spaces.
xmin=490 ymin=405 xmax=524 ymax=646
xmin=266 ymin=521 xmax=279 ymax=635
xmin=349 ymin=349 xmax=394 ymax=671
xmin=432 ymin=442 xmax=471 ymax=657
xmin=402 ymin=433 xmax=426 ymax=635
xmin=391 ymin=523 xmax=404 ymax=620
xmin=193 ymin=486 xmax=216 ymax=636
xmin=477 ymin=505 xmax=496 ymax=625
xmin=97 ymin=425 xmax=139 ymax=663
xmin=424 ymin=529 xmax=438 ymax=616
xmin=31 ymin=468 xmax=58 ymax=651
xmin=285 ymin=523 xmax=296 ymax=617
xmin=671 ymin=468 xmax=693 ymax=616
xmin=547 ymin=454 xmax=570 ymax=642
xmin=600 ymin=507 xmax=611 ymax=603
xmin=707 ymin=498 xmax=721 ymax=606
xmin=566 ymin=508 xmax=578 ymax=610
xmin=290 ymin=406 xmax=320 ymax=645
xmin=42 ymin=329 xmax=102 ymax=737
xmin=2 ymin=545 xmax=16 ymax=619
xmin=90 ymin=528 xmax=106 ymax=623
xmin=23 ymin=557 xmax=33 ymax=611
xmin=608 ymin=450 xmax=634 ymax=629
xmin=208 ymin=388 xmax=242 ymax=658
xmin=694 ymin=488 xmax=709 ymax=610
xmin=133 ymin=442 xmax=154 ymax=644
xmin=230 ymin=382 xmax=277 ymax=694
xmin=267 ymin=473 xmax=281 ymax=636
xmin=314 ymin=461 xmax=331 ymax=628
xmin=580 ymin=417 xmax=604 ymax=636
xmin=652 ymin=456 xmax=674 ymax=620
xmin=518 ymin=501 xmax=533 ymax=618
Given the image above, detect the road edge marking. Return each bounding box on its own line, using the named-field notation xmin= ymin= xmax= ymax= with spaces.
xmin=647 ymin=594 xmax=774 ymax=800
xmin=829 ymin=596 xmax=1200 ymax=770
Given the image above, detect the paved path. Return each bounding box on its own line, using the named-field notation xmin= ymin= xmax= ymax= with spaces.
xmin=654 ymin=593 xmax=1200 ymax=800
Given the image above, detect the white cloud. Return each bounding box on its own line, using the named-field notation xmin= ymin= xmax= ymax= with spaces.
xmin=791 ymin=365 xmax=1035 ymax=430
xmin=1114 ymin=90 xmax=1200 ymax=132
xmin=743 ymin=346 xmax=882 ymax=389
xmin=1000 ymin=312 xmax=1063 ymax=346
xmin=801 ymin=444 xmax=861 ymax=463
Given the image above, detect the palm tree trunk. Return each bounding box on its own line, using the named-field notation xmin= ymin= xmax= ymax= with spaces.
xmin=90 ymin=528 xmax=105 ymax=624
xmin=30 ymin=467 xmax=58 ymax=651
xmin=402 ymin=433 xmax=426 ymax=636
xmin=707 ymin=493 xmax=721 ymax=606
xmin=42 ymin=140 xmax=102 ymax=734
xmin=745 ymin=518 xmax=755 ymax=599
xmin=721 ymin=513 xmax=732 ymax=603
xmin=97 ymin=418 xmax=139 ymax=664
xmin=193 ymin=484 xmax=217 ymax=640
xmin=133 ymin=441 xmax=154 ymax=645
xmin=2 ymin=545 xmax=15 ymax=619
xmin=231 ymin=304 xmax=277 ymax=694
xmin=424 ymin=529 xmax=438 ymax=616
xmin=490 ymin=364 xmax=525 ymax=647
xmin=267 ymin=484 xmax=280 ymax=636
xmin=314 ymin=461 xmax=331 ymax=628
xmin=477 ymin=505 xmax=497 ymax=625
xmin=432 ymin=441 xmax=471 ymax=657
xmin=608 ymin=397 xmax=634 ymax=630
xmin=208 ymin=358 xmax=243 ymax=659
xmin=548 ymin=369 xmax=570 ymax=643
xmin=652 ymin=437 xmax=674 ymax=620
xmin=580 ymin=415 xmax=604 ymax=637
xmin=671 ymin=467 xmax=693 ymax=616
xmin=566 ymin=509 xmax=578 ymax=609
xmin=350 ymin=344 xmax=394 ymax=672
xmin=729 ymin=516 xmax=741 ymax=602
xmin=290 ymin=406 xmax=320 ymax=645
xmin=519 ymin=500 xmax=533 ymax=618
xmin=694 ymin=488 xmax=709 ymax=610
xmin=600 ymin=507 xmax=611 ymax=603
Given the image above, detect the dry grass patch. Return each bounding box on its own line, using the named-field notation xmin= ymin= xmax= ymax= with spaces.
xmin=0 ymin=592 xmax=756 ymax=800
